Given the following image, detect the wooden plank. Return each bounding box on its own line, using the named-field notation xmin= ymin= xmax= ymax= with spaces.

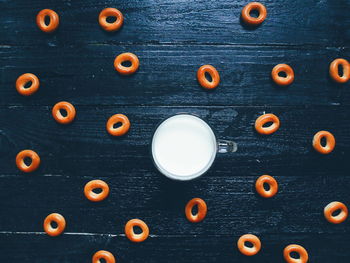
xmin=0 ymin=175 xmax=349 ymax=234
xmin=0 ymin=232 xmax=349 ymax=262
xmin=1 ymin=0 xmax=349 ymax=47
xmin=0 ymin=106 xmax=349 ymax=176
xmin=1 ymin=45 xmax=349 ymax=106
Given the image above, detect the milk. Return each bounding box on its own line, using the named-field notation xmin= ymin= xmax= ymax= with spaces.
xmin=152 ymin=114 xmax=217 ymax=180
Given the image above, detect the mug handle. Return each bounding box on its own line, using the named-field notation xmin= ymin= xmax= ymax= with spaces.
xmin=217 ymin=139 xmax=237 ymax=153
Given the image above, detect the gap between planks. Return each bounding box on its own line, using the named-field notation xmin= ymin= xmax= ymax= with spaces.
xmin=0 ymin=42 xmax=349 ymax=50
xmin=0 ymin=231 xmax=220 ymax=238
xmin=0 ymin=104 xmax=343 ymax=109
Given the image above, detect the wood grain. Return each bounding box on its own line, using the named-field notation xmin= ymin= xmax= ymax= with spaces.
xmin=0 ymin=175 xmax=349 ymax=234
xmin=1 ymin=232 xmax=349 ymax=263
xmin=0 ymin=106 xmax=349 ymax=176
xmin=1 ymin=45 xmax=349 ymax=106
xmin=1 ymin=0 xmax=349 ymax=46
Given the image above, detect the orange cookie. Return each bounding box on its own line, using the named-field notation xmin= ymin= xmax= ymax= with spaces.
xmin=43 ymin=213 xmax=66 ymax=236
xmin=241 ymin=2 xmax=267 ymax=25
xmin=312 ymin=131 xmax=335 ymax=154
xmin=92 ymin=250 xmax=116 ymax=263
xmin=197 ymin=65 xmax=220 ymax=89
xmin=15 ymin=73 xmax=40 ymax=96
xmin=255 ymin=113 xmax=280 ymax=135
xmin=329 ymin=58 xmax=350 ymax=83
xmin=16 ymin=150 xmax=40 ymax=173
xmin=255 ymin=175 xmax=278 ymax=198
xmin=99 ymin=8 xmax=124 ymax=32
xmin=324 ymin=201 xmax=348 ymax=224
xmin=185 ymin=198 xmax=207 ymax=223
xmin=84 ymin=180 xmax=110 ymax=202
xmin=283 ymin=244 xmax=308 ymax=263
xmin=36 ymin=9 xmax=59 ymax=33
xmin=237 ymin=234 xmax=261 ymax=256
xmin=52 ymin=101 xmax=76 ymax=124
xmin=114 ymin=53 xmax=139 ymax=75
xmin=271 ymin=64 xmax=294 ymax=86
xmin=125 ymin=219 xmax=149 ymax=242
xmin=106 ymin=114 xmax=130 ymax=136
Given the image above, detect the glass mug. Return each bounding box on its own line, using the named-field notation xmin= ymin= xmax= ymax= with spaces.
xmin=151 ymin=114 xmax=237 ymax=181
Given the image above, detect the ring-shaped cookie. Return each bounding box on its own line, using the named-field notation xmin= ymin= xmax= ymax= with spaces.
xmin=106 ymin=114 xmax=130 ymax=136
xmin=52 ymin=101 xmax=76 ymax=124
xmin=114 ymin=53 xmax=139 ymax=75
xmin=36 ymin=9 xmax=59 ymax=33
xmin=312 ymin=131 xmax=335 ymax=154
xmin=271 ymin=64 xmax=295 ymax=86
xmin=16 ymin=150 xmax=40 ymax=173
xmin=125 ymin=219 xmax=149 ymax=242
xmin=43 ymin=213 xmax=66 ymax=236
xmin=15 ymin=73 xmax=40 ymax=96
xmin=92 ymin=250 xmax=116 ymax=263
xmin=329 ymin=58 xmax=350 ymax=83
xmin=237 ymin=234 xmax=261 ymax=256
xmin=197 ymin=65 xmax=220 ymax=89
xmin=185 ymin=198 xmax=207 ymax=223
xmin=324 ymin=201 xmax=348 ymax=224
xmin=84 ymin=180 xmax=110 ymax=202
xmin=255 ymin=113 xmax=280 ymax=135
xmin=241 ymin=2 xmax=267 ymax=25
xmin=283 ymin=244 xmax=309 ymax=263
xmin=255 ymin=175 xmax=278 ymax=198
xmin=99 ymin=8 xmax=124 ymax=32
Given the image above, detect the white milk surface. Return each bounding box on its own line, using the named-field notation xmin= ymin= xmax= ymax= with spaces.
xmin=152 ymin=114 xmax=217 ymax=179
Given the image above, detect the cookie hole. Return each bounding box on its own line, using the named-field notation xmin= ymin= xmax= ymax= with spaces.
xmin=338 ymin=64 xmax=344 ymax=77
xmin=191 ymin=204 xmax=199 ymax=216
xmin=92 ymin=188 xmax=103 ymax=194
xmin=263 ymin=182 xmax=270 ymax=191
xmin=59 ymin=109 xmax=68 ymax=117
xmin=24 ymin=81 xmax=33 ymax=89
xmin=106 ymin=16 xmax=117 ymax=23
xmin=332 ymin=209 xmax=342 ymax=217
xmin=113 ymin=122 xmax=122 ymax=129
xmin=290 ymin=251 xmax=300 ymax=259
xmin=133 ymin=226 xmax=143 ymax=235
xmin=205 ymin=72 xmax=213 ymax=82
xmin=278 ymin=71 xmax=287 ymax=78
xmin=249 ymin=9 xmax=259 ymax=18
xmin=44 ymin=15 xmax=51 ymax=26
xmin=121 ymin=60 xmax=132 ymax=67
xmin=320 ymin=137 xmax=327 ymax=147
xmin=262 ymin=121 xmax=273 ymax=128
xmin=244 ymin=241 xmax=254 ymax=248
xmin=23 ymin=157 xmax=32 ymax=167
xmin=50 ymin=221 xmax=58 ymax=229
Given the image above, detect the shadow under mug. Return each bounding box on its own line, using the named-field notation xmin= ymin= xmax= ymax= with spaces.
xmin=151 ymin=113 xmax=237 ymax=181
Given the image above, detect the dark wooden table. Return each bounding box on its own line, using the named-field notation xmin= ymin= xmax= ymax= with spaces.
xmin=1 ymin=0 xmax=349 ymax=262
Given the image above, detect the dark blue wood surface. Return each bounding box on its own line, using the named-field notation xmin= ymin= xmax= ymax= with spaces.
xmin=0 ymin=0 xmax=349 ymax=262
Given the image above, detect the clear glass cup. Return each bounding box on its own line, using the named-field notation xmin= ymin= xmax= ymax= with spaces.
xmin=151 ymin=114 xmax=237 ymax=181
